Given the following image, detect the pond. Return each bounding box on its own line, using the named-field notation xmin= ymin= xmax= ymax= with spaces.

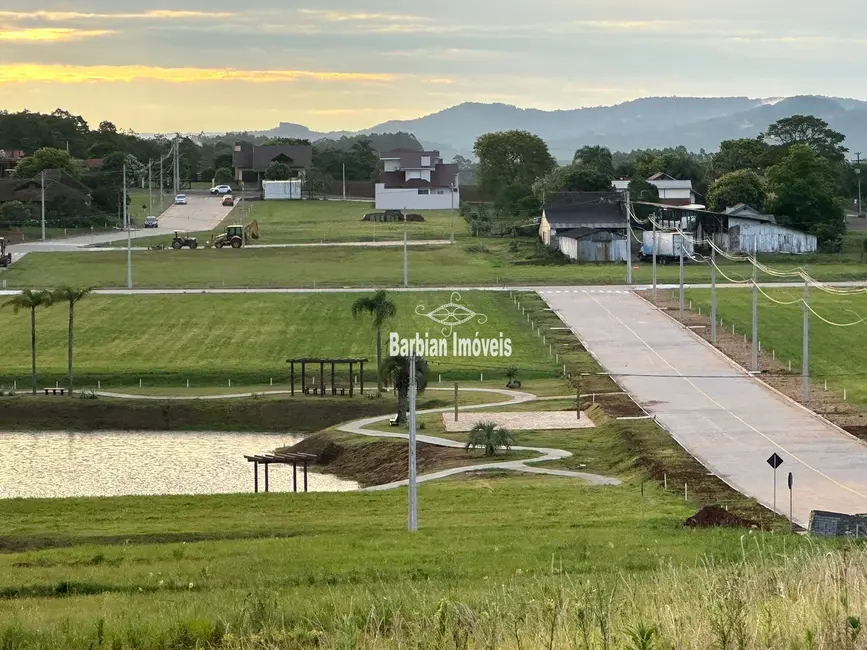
xmin=0 ymin=431 xmax=357 ymax=498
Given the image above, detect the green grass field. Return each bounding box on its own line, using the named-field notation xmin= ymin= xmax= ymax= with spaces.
xmin=120 ymin=199 xmax=468 ymax=248
xmin=0 ymin=476 xmax=828 ymax=649
xmin=7 ymin=240 xmax=867 ymax=289
xmin=687 ymin=287 xmax=867 ymax=405
xmin=0 ymin=292 xmax=554 ymax=387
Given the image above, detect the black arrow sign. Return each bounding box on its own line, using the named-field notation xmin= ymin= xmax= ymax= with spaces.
xmin=767 ymin=453 xmax=784 ymax=469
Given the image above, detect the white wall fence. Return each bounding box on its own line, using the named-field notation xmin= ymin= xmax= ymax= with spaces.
xmin=375 ymin=184 xmax=459 ymax=210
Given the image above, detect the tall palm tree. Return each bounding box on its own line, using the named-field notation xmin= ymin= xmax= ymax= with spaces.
xmin=52 ymin=285 xmax=92 ymax=396
xmin=380 ymin=355 xmax=429 ymax=425
xmin=466 ymin=422 xmax=515 ymax=457
xmin=2 ymin=289 xmax=53 ymax=395
xmin=352 ymin=290 xmax=397 ymax=393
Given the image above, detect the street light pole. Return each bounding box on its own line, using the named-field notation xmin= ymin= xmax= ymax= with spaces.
xmin=403 ymin=208 xmax=408 ymax=288
xmin=679 ymin=234 xmax=684 ymax=319
xmin=408 ymin=355 xmax=418 ymax=532
xmin=652 ymin=219 xmax=657 ymax=302
xmin=40 ymin=170 xmax=46 ymax=241
xmin=711 ymin=246 xmax=717 ymax=345
xmin=124 ymin=164 xmax=132 ymax=289
xmin=803 ymin=277 xmax=810 ymax=401
xmin=752 ymin=240 xmax=759 ymax=372
xmin=148 ymin=159 xmax=153 ymax=216
xmin=626 ymin=192 xmax=633 ymax=286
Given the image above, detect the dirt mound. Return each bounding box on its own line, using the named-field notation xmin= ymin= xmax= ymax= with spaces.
xmin=684 ymin=505 xmax=759 ymax=529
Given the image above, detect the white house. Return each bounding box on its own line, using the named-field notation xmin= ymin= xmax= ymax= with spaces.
xmin=613 ymin=173 xmax=698 ymax=206
xmin=375 ymin=150 xmax=459 ymax=210
xmin=722 ymin=203 xmax=817 ymax=254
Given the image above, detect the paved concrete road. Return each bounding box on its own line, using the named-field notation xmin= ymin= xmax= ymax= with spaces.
xmin=541 ymin=287 xmax=867 ymax=527
xmin=7 ymin=195 xmax=234 ymax=255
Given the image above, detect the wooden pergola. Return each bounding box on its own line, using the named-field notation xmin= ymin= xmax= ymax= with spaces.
xmin=285 ymin=358 xmax=368 ymax=397
xmin=244 ymin=452 xmax=317 ymax=493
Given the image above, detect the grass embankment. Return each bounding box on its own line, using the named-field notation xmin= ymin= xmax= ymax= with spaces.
xmin=0 ymin=292 xmax=553 ymax=388
xmin=674 ymin=287 xmax=867 ymax=443
xmin=685 ymin=288 xmax=867 ymax=403
xmin=0 ymin=476 xmax=834 ymax=648
xmin=0 ymin=394 xmax=477 ymax=432
xmin=6 ymin=240 xmax=867 ymax=289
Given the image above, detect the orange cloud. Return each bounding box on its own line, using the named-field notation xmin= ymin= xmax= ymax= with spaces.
xmin=0 ymin=64 xmax=395 ymax=84
xmin=0 ymin=28 xmax=113 ymax=42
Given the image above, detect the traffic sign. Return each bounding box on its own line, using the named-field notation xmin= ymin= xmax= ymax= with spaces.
xmin=788 ymin=472 xmax=793 ymax=490
xmin=767 ymin=453 xmax=784 ymax=469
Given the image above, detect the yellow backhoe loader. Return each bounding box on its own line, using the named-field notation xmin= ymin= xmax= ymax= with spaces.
xmin=213 ymin=220 xmax=260 ymax=249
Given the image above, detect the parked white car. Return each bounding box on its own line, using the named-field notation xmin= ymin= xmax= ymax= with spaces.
xmin=175 ymin=194 xmax=188 ymax=205
xmin=209 ymin=185 xmax=233 ymax=195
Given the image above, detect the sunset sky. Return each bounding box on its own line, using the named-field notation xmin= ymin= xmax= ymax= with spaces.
xmin=0 ymin=0 xmax=864 ymax=134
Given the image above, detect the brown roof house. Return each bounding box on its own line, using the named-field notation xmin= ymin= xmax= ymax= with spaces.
xmin=232 ymin=142 xmax=313 ymax=189
xmin=0 ymin=169 xmax=92 ymax=205
xmin=375 ymin=150 xmax=459 ymax=210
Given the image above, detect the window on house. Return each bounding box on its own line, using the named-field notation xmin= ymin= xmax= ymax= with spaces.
xmin=418 ymin=189 xmax=430 ymax=195
xmin=421 ymin=156 xmax=431 ymax=167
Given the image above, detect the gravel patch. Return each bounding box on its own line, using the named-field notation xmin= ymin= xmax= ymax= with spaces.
xmin=443 ymin=411 xmax=595 ymax=432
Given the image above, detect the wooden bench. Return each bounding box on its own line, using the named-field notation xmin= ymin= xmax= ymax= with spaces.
xmin=43 ymin=387 xmax=66 ymax=396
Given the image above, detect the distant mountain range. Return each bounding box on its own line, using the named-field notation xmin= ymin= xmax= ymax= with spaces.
xmin=255 ymin=95 xmax=867 ymax=162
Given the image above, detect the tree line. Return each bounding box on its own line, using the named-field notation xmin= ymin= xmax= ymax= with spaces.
xmin=471 ymin=114 xmax=864 ymax=245
xmin=0 ymin=109 xmax=423 ymax=229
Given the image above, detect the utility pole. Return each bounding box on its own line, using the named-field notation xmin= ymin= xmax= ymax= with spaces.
xmin=148 ymin=159 xmax=153 ymax=216
xmin=173 ymin=137 xmax=180 ymax=195
xmin=679 ymin=233 xmax=685 ymax=319
xmin=40 ymin=170 xmax=46 ymax=241
xmin=651 ymin=219 xmax=657 ymax=302
xmin=408 ymin=355 xmax=418 ymax=532
xmin=160 ymin=154 xmax=164 ymax=209
xmin=711 ymin=246 xmax=717 ymax=345
xmin=342 ymin=163 xmax=346 ymax=201
xmin=856 ymin=152 xmax=862 ymax=216
xmin=403 ymin=230 xmax=409 ymax=288
xmin=124 ymin=164 xmax=132 ymax=289
xmin=450 ymin=181 xmax=456 ymax=244
xmin=802 ymin=277 xmax=810 ymax=401
xmin=751 ymin=240 xmax=759 ymax=372
xmin=626 ymin=192 xmax=633 ymax=286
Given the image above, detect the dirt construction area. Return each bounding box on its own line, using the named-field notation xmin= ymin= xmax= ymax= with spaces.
xmin=442 ymin=411 xmax=596 ymax=432
xmin=540 ymin=287 xmax=867 ymax=527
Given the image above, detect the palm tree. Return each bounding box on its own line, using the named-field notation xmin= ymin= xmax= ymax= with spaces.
xmin=52 ymin=285 xmax=92 ymax=396
xmin=466 ymin=421 xmax=515 ymax=457
xmin=380 ymin=355 xmax=429 ymax=425
xmin=2 ymin=289 xmax=53 ymax=395
xmin=505 ymin=366 xmax=521 ymax=388
xmin=352 ymin=290 xmax=397 ymax=393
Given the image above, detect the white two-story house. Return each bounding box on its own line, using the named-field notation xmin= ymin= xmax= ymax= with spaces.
xmin=612 ymin=173 xmax=699 ymax=206
xmin=375 ymin=150 xmax=460 ymax=210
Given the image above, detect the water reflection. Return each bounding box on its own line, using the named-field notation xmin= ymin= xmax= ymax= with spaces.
xmin=0 ymin=431 xmax=357 ymax=498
